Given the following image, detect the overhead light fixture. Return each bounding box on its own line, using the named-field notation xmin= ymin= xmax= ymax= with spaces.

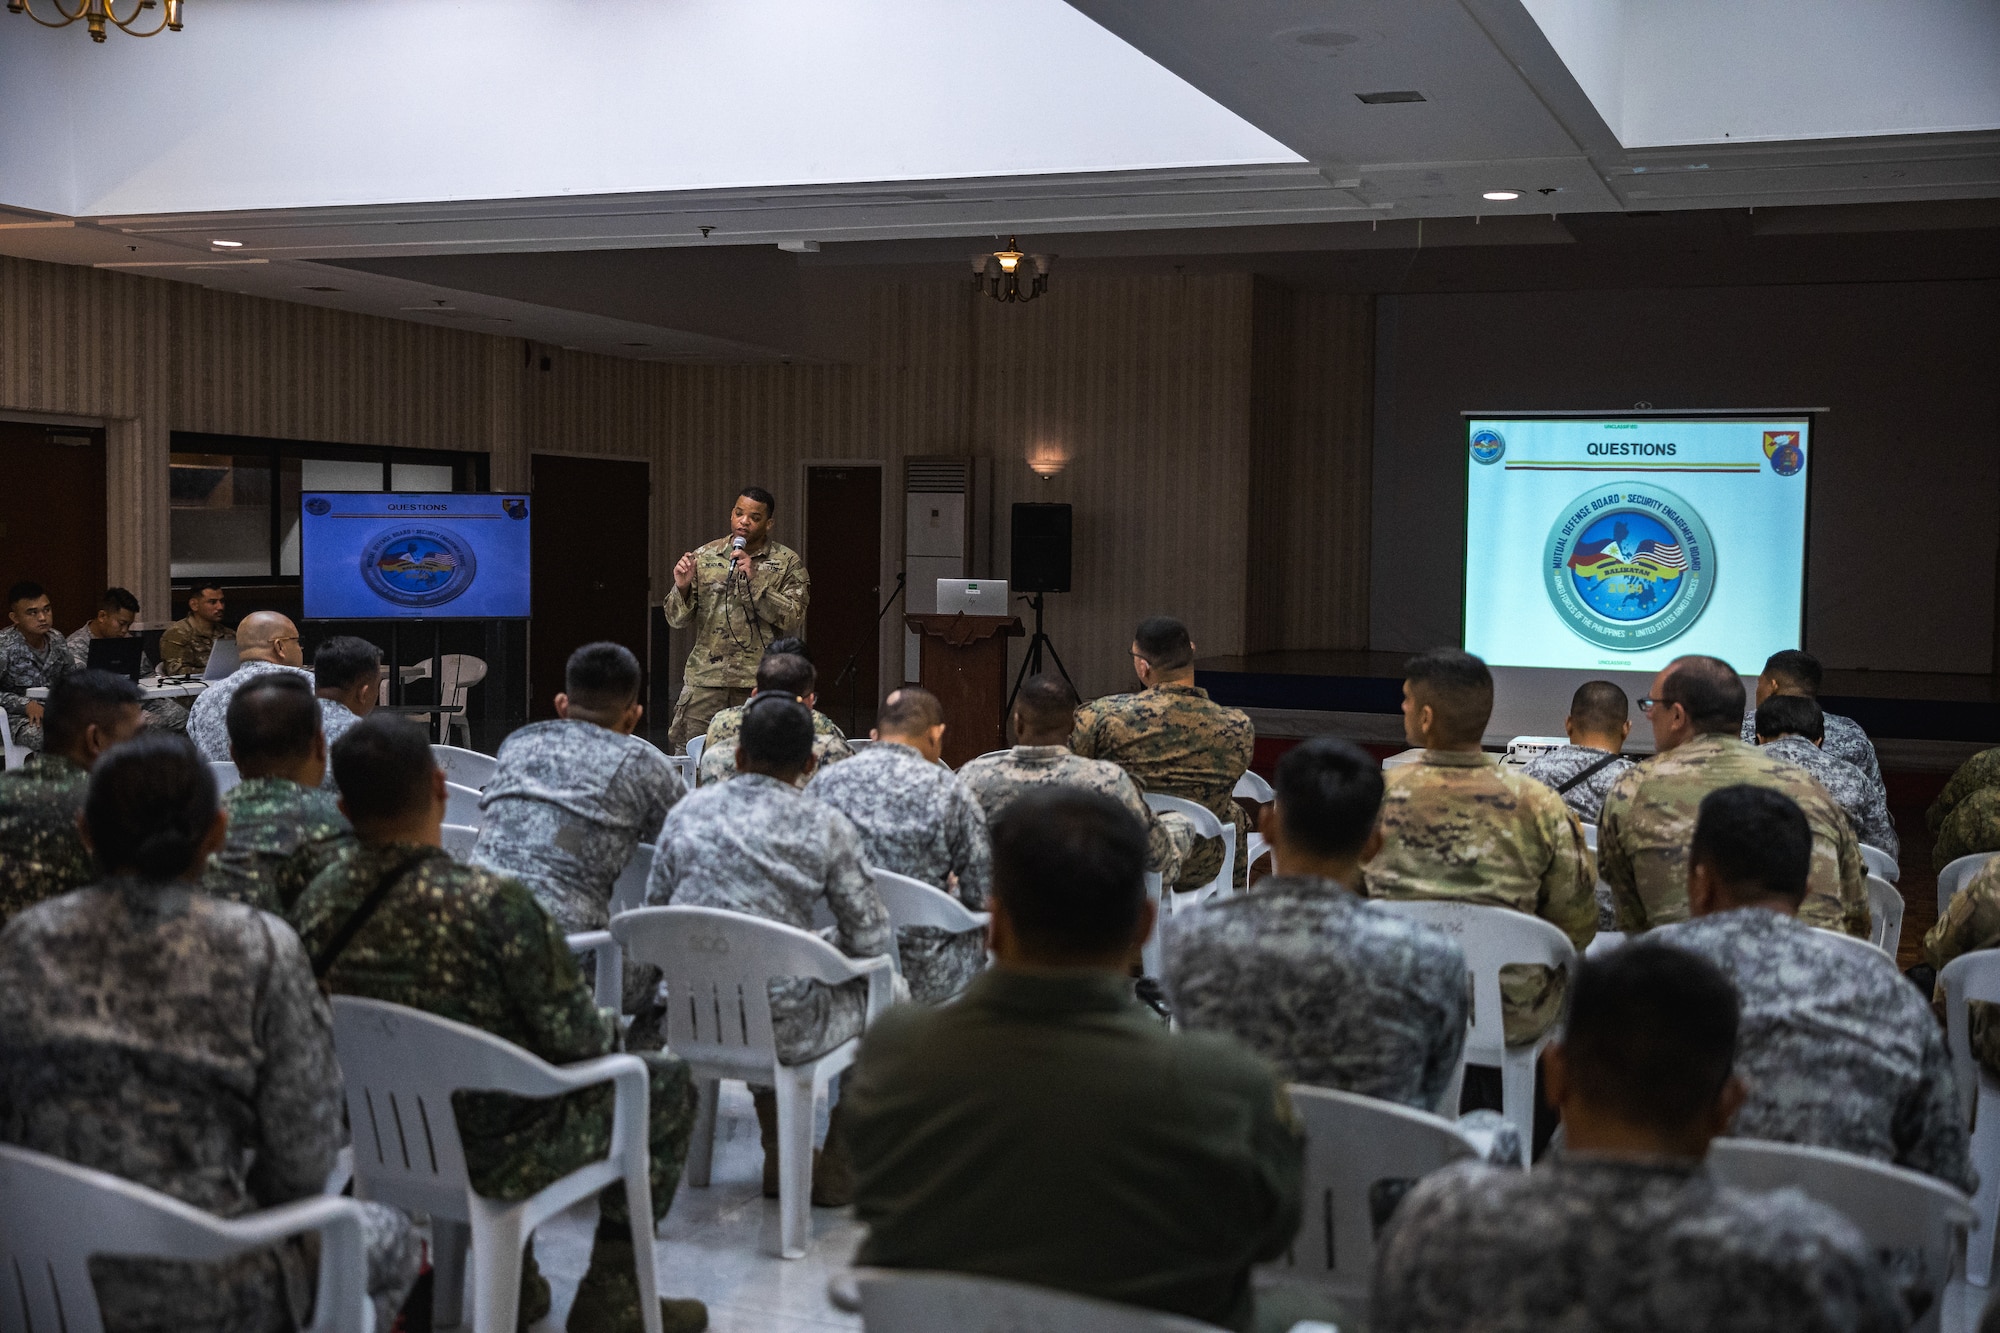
xmin=1482 ymin=191 xmax=1521 ymax=201
xmin=972 ymin=236 xmax=1050 ymax=305
xmin=1355 ymin=90 xmax=1425 ymax=104
xmin=210 ymin=239 xmax=244 ymax=248
xmin=8 ymin=0 xmax=184 ymax=42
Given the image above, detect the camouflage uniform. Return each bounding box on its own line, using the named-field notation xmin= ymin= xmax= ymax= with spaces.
xmin=0 ymin=624 xmax=74 ymax=750
xmin=0 ymin=876 xmax=419 ymax=1332
xmin=1742 ymin=702 xmax=1884 ymax=790
xmin=1929 ymin=747 xmax=2000 ymax=870
xmin=0 ymin=752 xmax=92 ymax=929
xmin=1599 ymin=734 xmax=1869 ymax=938
xmin=663 ymin=538 xmax=810 ymax=750
xmin=202 ymin=775 xmax=353 ymax=914
xmin=1520 ymin=743 xmax=1635 ymax=824
xmin=1071 ymin=683 xmax=1254 ymax=892
xmin=805 ymin=741 xmax=991 ymax=1004
xmin=1371 ymin=1153 xmax=1905 ymax=1333
xmin=1654 ymin=908 xmax=1971 ymax=1189
xmin=645 ymin=775 xmax=893 ymax=1064
xmin=157 ymin=613 xmax=233 ymax=676
xmin=1924 ymin=858 xmax=2000 ymax=1079
xmin=317 ymin=699 xmax=362 ymax=787
xmin=187 ymin=661 xmax=337 ymax=763
xmin=1362 ymin=750 xmax=1597 ymax=1045
xmin=958 ymin=743 xmax=1195 ymax=885
xmin=696 ymin=702 xmax=852 ymax=787
xmin=65 ymin=625 xmax=189 ymax=732
xmin=1759 ymin=734 xmax=1900 ymax=859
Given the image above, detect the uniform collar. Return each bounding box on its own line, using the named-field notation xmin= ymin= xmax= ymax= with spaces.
xmin=1149 ymin=681 xmax=1207 ymax=700
xmin=20 ymin=752 xmax=87 ymax=782
xmin=1421 ymin=748 xmax=1496 ymax=767
xmin=1255 ymin=872 xmax=1361 ymax=901
xmin=964 ymin=966 xmax=1144 ymax=1018
xmin=1673 ymin=733 xmax=1753 ymax=758
xmin=1009 ymin=744 xmax=1072 ymax=763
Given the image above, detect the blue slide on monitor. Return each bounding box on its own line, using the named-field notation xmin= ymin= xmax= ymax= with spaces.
xmin=1463 ymin=415 xmax=1811 ymax=674
xmin=302 ymin=492 xmax=531 ymax=619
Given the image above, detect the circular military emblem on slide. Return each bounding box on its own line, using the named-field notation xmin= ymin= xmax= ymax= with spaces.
xmin=360 ymin=526 xmax=478 ymax=609
xmin=1542 ymin=484 xmax=1714 ymax=651
xmin=1469 ymin=429 xmax=1506 ymax=465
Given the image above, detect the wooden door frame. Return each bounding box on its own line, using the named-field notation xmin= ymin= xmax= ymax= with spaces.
xmin=797 ymin=458 xmax=894 ymax=716
xmin=528 ymin=448 xmax=655 ymax=689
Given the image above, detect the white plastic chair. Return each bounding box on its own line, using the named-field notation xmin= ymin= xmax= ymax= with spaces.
xmin=1374 ymin=900 xmax=1578 ymax=1149
xmin=210 ymin=759 xmax=242 ymax=795
xmin=685 ymin=734 xmax=705 ymax=766
xmin=1861 ymin=842 xmax=1900 ymax=883
xmin=1707 ymin=1138 xmax=1974 ymax=1332
xmin=0 ymin=1143 xmax=376 ymax=1333
xmin=1812 ymin=925 xmax=1895 ymax=964
xmin=443 ymin=780 xmax=482 ymax=828
xmin=1144 ymin=793 xmax=1236 ymax=909
xmin=1233 ymin=770 xmax=1273 ymax=803
xmin=871 ymin=867 xmax=990 ymax=935
xmin=398 ymin=655 xmax=487 ymax=746
xmin=1244 ymin=832 xmax=1271 ymax=877
xmin=611 ymin=906 xmax=895 ymax=1258
xmin=1940 ymin=853 xmax=2000 ymax=918
xmin=330 ymin=996 xmax=661 ymax=1333
xmin=565 ymin=845 xmax=660 ymax=1013
xmin=847 ymin=738 xmax=875 ymax=752
xmin=1140 ymin=871 xmax=1166 ymax=978
xmin=1580 ymin=822 xmax=1598 ymax=851
xmin=1939 ymin=950 xmax=2000 ymax=1285
xmin=1258 ymin=1084 xmax=1480 ymax=1309
xmin=832 ymin=1268 xmax=1231 ymax=1332
xmin=1585 ymin=930 xmax=1626 ymax=958
xmin=0 ymin=722 xmax=25 ymax=771
xmin=440 ymin=823 xmax=479 ymax=862
xmin=1866 ymin=873 xmax=1905 ymax=957
xmin=431 ymin=744 xmax=495 ymax=791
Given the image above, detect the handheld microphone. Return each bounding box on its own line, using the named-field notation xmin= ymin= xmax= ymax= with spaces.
xmin=730 ymin=534 xmax=747 ymax=584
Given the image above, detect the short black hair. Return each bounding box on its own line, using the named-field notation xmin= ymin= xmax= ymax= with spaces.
xmin=43 ymin=669 xmax=143 ymax=756
xmin=85 ymin=733 xmax=216 ymax=879
xmin=331 ymin=713 xmax=437 ymax=824
xmin=1754 ymin=694 xmax=1824 ymax=745
xmin=184 ymin=582 xmax=225 ymax=600
xmin=97 ymin=587 xmax=141 ymax=616
xmin=314 ymin=635 xmax=383 ymax=695
xmin=1133 ymin=617 xmax=1193 ymax=672
xmin=878 ymin=687 xmax=943 ymax=734
xmin=1690 ymin=784 xmax=1812 ymax=903
xmin=991 ymin=786 xmax=1148 ymax=956
xmin=564 ymin=641 xmax=642 ymax=712
xmin=1404 ymin=648 xmax=1493 ymax=745
xmin=227 ymin=672 xmax=322 ymax=768
xmin=1563 ymin=943 xmax=1739 ymax=1136
xmin=1762 ymin=649 xmax=1823 ymax=695
xmin=766 ymin=636 xmax=810 ymax=661
xmin=737 ymin=486 xmax=777 ymax=516
xmin=1014 ymin=672 xmax=1078 ymax=735
xmin=738 ymin=694 xmax=814 ymax=770
xmin=1274 ymin=738 xmax=1384 ymax=861
xmin=1661 ymin=656 xmax=1745 ymax=733
xmin=756 ymin=652 xmax=816 ymax=697
xmin=6 ymin=580 xmax=46 ymax=608
xmin=1570 ymin=680 xmax=1629 ymax=735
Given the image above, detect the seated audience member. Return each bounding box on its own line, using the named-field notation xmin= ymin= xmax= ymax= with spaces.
xmin=202 ymin=673 xmax=352 ymax=913
xmin=806 ymin=686 xmax=990 ymax=1003
xmin=1370 ymin=943 xmax=1904 ymax=1333
xmin=844 ymin=787 xmax=1303 ymax=1333
xmin=648 ymin=694 xmax=892 ymax=1203
xmin=1600 ymin=655 xmax=1868 ymax=936
xmin=1929 ymin=745 xmax=2000 ymax=870
xmin=1924 ymin=858 xmax=2000 ymax=1081
xmin=65 ymin=585 xmax=188 ymax=731
xmin=0 ymin=734 xmax=419 ymax=1331
xmin=186 ymin=611 xmax=312 ymax=760
xmin=960 ymin=671 xmax=1194 ymax=886
xmin=1364 ymin=648 xmax=1595 ymax=1046
xmin=1741 ymin=648 xmax=1884 ymax=791
xmin=0 ymin=580 xmax=75 ymax=749
xmin=1166 ymin=738 xmax=1466 ymax=1112
xmin=1072 ymin=615 xmax=1255 ymax=892
xmin=1754 ymin=693 xmax=1899 ymax=857
xmin=1654 ymin=785 xmax=1969 ymax=1188
xmin=293 ymin=715 xmax=705 ymax=1333
xmin=158 ymin=581 xmax=233 ymax=675
xmin=0 ymin=669 xmax=142 ymax=927
xmin=1521 ymin=679 xmax=1634 ymax=823
xmin=695 ymin=637 xmax=853 ymax=786
xmin=312 ymin=633 xmax=382 ymax=762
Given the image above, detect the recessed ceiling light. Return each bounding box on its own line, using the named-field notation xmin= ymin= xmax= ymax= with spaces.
xmin=1482 ymin=190 xmax=1521 ymax=201
xmin=210 ymin=239 xmax=244 ymax=247
xmin=1355 ymin=90 xmax=1425 ymax=104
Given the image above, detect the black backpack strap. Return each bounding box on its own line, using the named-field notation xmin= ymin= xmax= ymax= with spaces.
xmin=1555 ymin=752 xmax=1623 ymax=795
xmin=311 ymin=849 xmax=436 ymax=981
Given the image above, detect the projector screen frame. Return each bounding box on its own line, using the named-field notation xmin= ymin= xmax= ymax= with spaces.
xmin=300 ymin=489 xmax=533 ymax=622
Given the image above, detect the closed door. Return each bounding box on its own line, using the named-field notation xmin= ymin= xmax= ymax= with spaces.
xmin=805 ymin=466 xmax=883 ymax=738
xmin=0 ymin=422 xmax=106 ymax=632
xmin=530 ymin=454 xmax=651 ymax=719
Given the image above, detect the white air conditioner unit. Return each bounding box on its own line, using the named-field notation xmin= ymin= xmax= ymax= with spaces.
xmin=902 ymin=456 xmax=991 ymax=682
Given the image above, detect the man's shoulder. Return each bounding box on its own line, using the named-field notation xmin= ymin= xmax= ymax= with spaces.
xmin=764 ymin=540 xmax=805 ymax=568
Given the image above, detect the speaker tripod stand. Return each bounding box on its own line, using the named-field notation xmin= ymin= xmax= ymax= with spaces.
xmin=1005 ymin=591 xmax=1075 ymax=720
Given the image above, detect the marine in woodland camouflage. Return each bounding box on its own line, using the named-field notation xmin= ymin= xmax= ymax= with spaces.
xmin=697 ymin=702 xmax=853 ymax=786
xmin=1929 ymin=747 xmax=2000 ymax=870
xmin=957 ymin=743 xmax=1194 ymax=885
xmin=0 ymin=752 xmax=93 ymax=928
xmin=202 ymin=775 xmax=354 ymax=913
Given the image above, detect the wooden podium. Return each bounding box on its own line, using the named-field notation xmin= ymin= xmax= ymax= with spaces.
xmin=903 ymin=613 xmax=1024 ymax=768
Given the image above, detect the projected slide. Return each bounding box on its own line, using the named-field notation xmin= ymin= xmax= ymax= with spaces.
xmin=1463 ymin=416 xmax=1810 ymax=673
xmin=302 ymin=492 xmax=532 ymax=620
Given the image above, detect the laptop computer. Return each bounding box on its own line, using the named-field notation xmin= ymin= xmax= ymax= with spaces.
xmin=203 ymin=637 xmax=241 ymax=681
xmin=85 ymin=636 xmax=143 ymax=682
xmin=936 ymin=579 xmax=1009 ymax=616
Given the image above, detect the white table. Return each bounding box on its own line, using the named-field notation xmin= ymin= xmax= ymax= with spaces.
xmin=27 ymin=677 xmax=208 ymax=700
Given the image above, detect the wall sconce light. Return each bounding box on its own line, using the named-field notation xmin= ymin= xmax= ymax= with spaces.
xmin=1027 ymin=441 xmax=1069 ymax=478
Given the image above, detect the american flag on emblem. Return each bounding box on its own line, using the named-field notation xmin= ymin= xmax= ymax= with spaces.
xmin=1633 ymin=538 xmax=1687 ymax=571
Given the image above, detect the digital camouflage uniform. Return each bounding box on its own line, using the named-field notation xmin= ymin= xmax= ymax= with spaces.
xmin=664 ymin=538 xmax=809 ymax=750
xmin=0 ymin=624 xmax=74 ymax=750
xmin=645 ymin=775 xmax=893 ymax=1065
xmin=957 ymin=743 xmax=1195 ymax=886
xmin=1654 ymin=909 xmax=1971 ymax=1189
xmin=1371 ymin=1153 xmax=1905 ymax=1333
xmin=696 ymin=702 xmax=852 ymax=787
xmin=187 ymin=661 xmax=324 ymax=762
xmin=1071 ymin=682 xmax=1254 ymax=892
xmin=202 ymin=776 xmax=354 ymax=914
xmin=1362 ymin=750 xmax=1597 ymax=1044
xmin=1924 ymin=858 xmax=2000 ymax=1080
xmin=316 ymin=700 xmax=362 ymax=788
xmin=1599 ymin=734 xmax=1869 ymax=938
xmin=1742 ymin=702 xmax=1884 ymax=791
xmin=0 ymin=752 xmax=92 ymax=929
xmin=806 ymin=741 xmax=991 ymax=1004
xmin=1759 ymin=734 xmax=1900 ymax=859
xmin=65 ymin=625 xmax=189 ymax=733
xmin=157 ymin=613 xmax=233 ymax=676
xmin=1520 ymin=743 xmax=1635 ymax=824
xmin=0 ymin=876 xmax=419 ymax=1332
xmin=1929 ymin=747 xmax=2000 ymax=870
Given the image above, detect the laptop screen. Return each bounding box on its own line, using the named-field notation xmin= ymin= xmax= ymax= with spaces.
xmin=85 ymin=636 xmax=143 ymax=682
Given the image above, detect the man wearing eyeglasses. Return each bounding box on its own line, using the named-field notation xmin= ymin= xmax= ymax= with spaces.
xmin=1598 ymin=654 xmax=1867 ymax=938
xmin=186 ymin=611 xmax=315 ymax=762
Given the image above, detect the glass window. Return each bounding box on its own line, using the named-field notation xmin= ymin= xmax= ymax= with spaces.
xmin=170 ymin=453 xmax=271 ymax=578
xmin=390 ymin=462 xmax=456 ymax=491
xmin=280 ymin=458 xmax=387 ymax=575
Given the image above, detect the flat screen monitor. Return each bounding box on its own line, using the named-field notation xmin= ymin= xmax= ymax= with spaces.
xmin=301 ymin=492 xmax=531 ymax=620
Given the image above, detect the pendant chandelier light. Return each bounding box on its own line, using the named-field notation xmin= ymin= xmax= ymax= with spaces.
xmin=972 ymin=237 xmax=1050 ymax=304
xmin=7 ymin=0 xmax=184 ymax=41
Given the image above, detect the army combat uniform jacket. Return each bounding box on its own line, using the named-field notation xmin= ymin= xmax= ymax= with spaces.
xmin=0 ymin=752 xmax=92 ymax=928
xmin=664 ymin=538 xmax=810 ymax=689
xmin=1929 ymin=747 xmax=2000 ymax=870
xmin=202 ymin=775 xmax=354 ymax=913
xmin=958 ymin=743 xmax=1194 ymax=885
xmin=158 ymin=614 xmax=234 ymax=676
xmin=1925 ymin=858 xmax=2000 ymax=1081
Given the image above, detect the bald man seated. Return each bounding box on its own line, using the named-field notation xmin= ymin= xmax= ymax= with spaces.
xmin=187 ymin=612 xmax=315 ymax=762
